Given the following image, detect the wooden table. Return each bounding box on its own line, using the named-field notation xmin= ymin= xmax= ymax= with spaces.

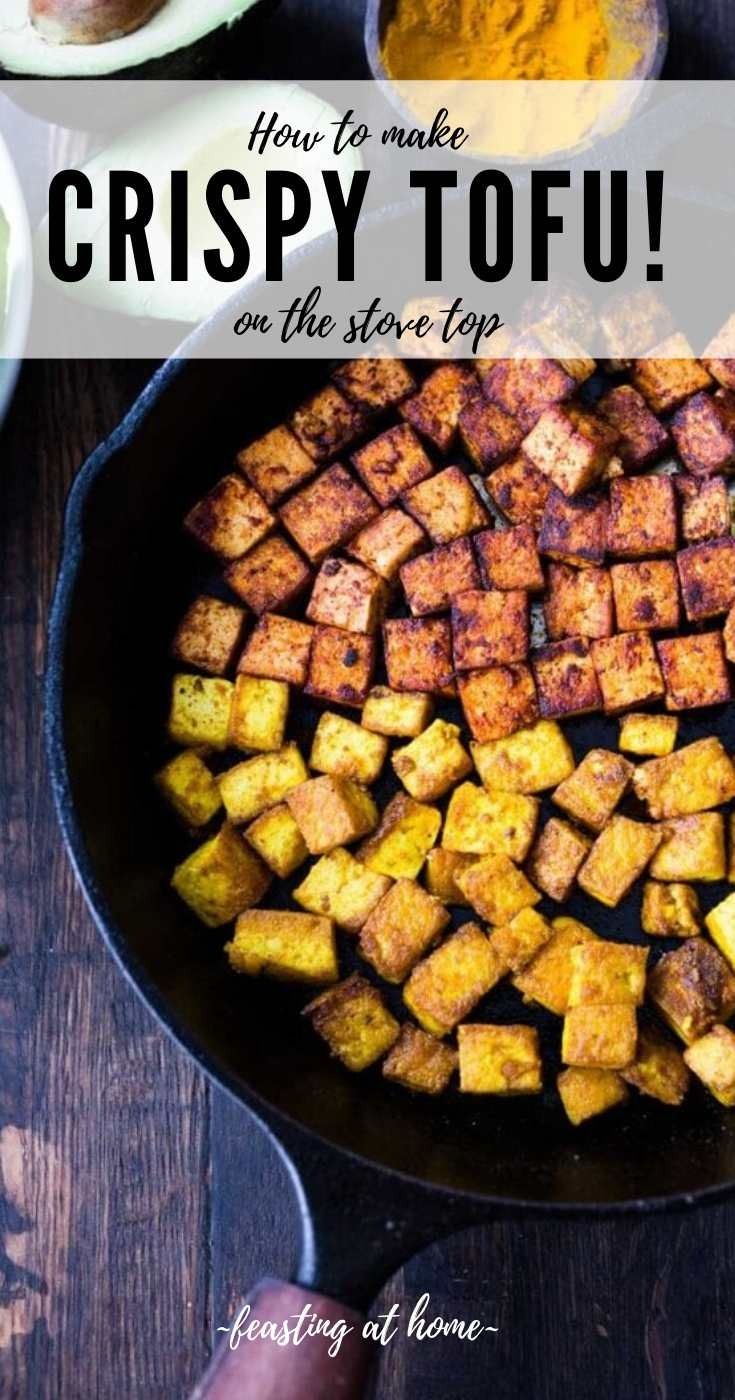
xmin=3 ymin=2 xmax=735 ymax=1395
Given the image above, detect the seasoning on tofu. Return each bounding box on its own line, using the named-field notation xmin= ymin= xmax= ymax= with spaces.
xmin=577 ymin=815 xmax=662 ymax=907
xmin=552 ymin=748 xmax=633 ymax=833
xmin=286 ymin=775 xmax=378 ymax=855
xmin=457 ymin=853 xmax=541 ymax=925
xmin=458 ymin=663 xmax=539 ymax=741
xmin=172 ymin=595 xmax=247 ymax=675
xmin=168 ymin=673 xmax=234 ymax=751
xmin=382 ymin=1024 xmax=458 ymax=1094
xmin=309 ymin=711 xmax=389 ymax=786
xmin=558 ymin=1067 xmax=629 ymax=1124
xmin=359 ymin=878 xmax=450 ymax=983
xmin=649 ymin=813 xmax=726 ymax=883
xmin=293 ymin=848 xmax=391 ymax=932
xmin=684 ymin=1025 xmax=735 ymax=1105
xmin=526 ymin=817 xmax=592 ymax=903
xmin=225 ymin=533 xmax=313 ymax=617
xmin=392 ymin=718 xmax=472 ymax=801
xmin=304 ymin=975 xmax=400 ymax=1071
xmin=172 ymin=824 xmax=271 ymax=928
xmin=641 ymin=881 xmax=701 ymax=938
xmin=622 ymin=1027 xmax=690 ymax=1105
xmin=458 ymin=1024 xmax=542 ymax=1095
xmin=648 ymin=939 xmax=735 ymax=1044
xmin=402 ymin=464 xmax=489 ymax=543
xmin=225 ymin=909 xmax=337 ymax=984
xmin=218 ymin=744 xmax=309 ymax=824
xmin=185 ymin=474 xmax=275 ymax=561
xmin=403 ymin=923 xmax=505 ymax=1036
xmin=633 ymin=738 xmax=735 ymax=820
xmin=156 ymin=750 xmax=223 ymax=831
xmin=469 ymin=719 xmax=574 ymax=794
xmin=442 ymin=782 xmax=539 ymax=861
xmin=357 ymin=792 xmax=441 ymax=879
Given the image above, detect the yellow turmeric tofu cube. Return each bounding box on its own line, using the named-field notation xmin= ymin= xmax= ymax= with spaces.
xmin=382 ymin=1024 xmax=457 ymax=1095
xmin=362 ymin=686 xmax=434 ymax=739
xmin=171 ymin=823 xmax=271 ymax=928
xmin=219 ymin=744 xmax=309 ymax=823
xmin=470 ymin=720 xmax=574 ymax=795
xmin=171 ymin=595 xmax=246 ymax=676
xmin=306 ymin=557 xmax=389 ymax=635
xmin=705 ymin=891 xmax=735 ymax=970
xmin=649 ymin=813 xmax=726 ymax=882
xmin=155 ymin=750 xmax=222 ymax=829
xmin=648 ymin=939 xmax=735 ymax=1043
xmin=309 ymin=711 xmax=388 ymax=786
xmin=357 ymin=793 xmax=441 ymax=878
xmin=562 ymin=1004 xmax=638 ymax=1070
xmin=167 ymin=673 xmax=234 ymax=751
xmin=553 ymin=748 xmax=634 ymax=834
xmin=557 ymin=1067 xmax=629 ymax=1124
xmin=618 ymin=712 xmax=678 ymax=757
xmin=359 ymin=878 xmax=450 ymax=982
xmin=293 ymin=847 xmax=391 ymax=932
xmin=489 ymin=908 xmax=552 ymax=974
xmin=458 ymin=854 xmax=540 ymax=926
xmin=568 ymin=942 xmax=648 ymax=1008
xmin=578 ymin=817 xmax=662 ymax=907
xmin=622 ymin=1026 xmax=690 ymax=1105
xmin=228 ymin=674 xmax=289 ymax=753
xmin=633 ymin=738 xmax=735 ymax=820
xmin=513 ymin=916 xmax=599 ymax=1016
xmin=286 ymin=776 xmax=378 ymax=855
xmin=403 ymin=922 xmax=505 ymax=1036
xmin=526 ymin=818 xmax=592 ymax=903
xmin=442 ymin=782 xmax=539 ymax=861
xmin=347 ymin=508 xmax=426 ymax=582
xmin=225 ymin=909 xmax=337 ymax=984
xmin=424 ymin=848 xmax=476 ymax=904
xmin=641 ymin=881 xmax=701 ymax=938
xmin=684 ymin=1024 xmax=735 ymax=1105
xmin=392 ymin=719 xmax=472 ymax=802
xmin=458 ymin=1023 xmax=542 ymax=1095
xmin=304 ymin=975 xmax=400 ymax=1070
xmin=243 ymin=803 xmax=308 ymax=878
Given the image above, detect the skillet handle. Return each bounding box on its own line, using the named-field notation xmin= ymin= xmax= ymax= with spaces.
xmin=189 ymin=1278 xmax=375 ymax=1400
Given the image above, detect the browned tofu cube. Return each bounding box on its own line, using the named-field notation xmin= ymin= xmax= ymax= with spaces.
xmin=558 ymin=1067 xmax=629 ymax=1124
xmin=236 ymin=424 xmax=316 ymax=504
xmin=402 ymin=465 xmax=489 ymax=544
xmin=481 ymin=357 xmax=576 ymax=432
xmin=522 ymin=404 xmax=618 ymax=496
xmin=304 ymin=974 xmax=400 ymax=1070
xmin=622 ymin=1026 xmax=690 ymax=1105
xmin=633 ymin=737 xmax=735 ymax=820
xmin=578 ymin=815 xmax=662 ymax=907
xmin=703 ymin=314 xmax=735 ymax=391
xmin=286 ymin=775 xmax=377 ymax=855
xmin=403 ymin=922 xmax=505 ymax=1036
xmin=526 ymin=818 xmax=592 ymax=903
xmin=475 ymin=524 xmax=544 ymax=593
xmin=333 ymin=356 xmax=416 ymax=412
xmin=347 ymin=508 xmax=426 ymax=580
xmin=677 ymin=539 xmax=735 ymax=620
xmin=172 ymin=595 xmax=246 ymax=676
xmin=279 ymin=464 xmax=378 ymax=564
xmin=553 ymin=748 xmax=634 ymax=833
xmin=306 ymin=558 xmax=388 ymax=635
xmin=532 ymin=638 xmax=602 ymax=719
xmin=458 ymin=397 xmax=524 ymax=471
xmin=600 ymin=289 xmax=672 ymax=365
xmin=676 ymin=475 xmax=731 ymax=544
xmin=400 ymin=537 xmax=480 ymax=616
xmin=451 ymin=589 xmax=529 ymax=670
xmin=684 ymin=1024 xmax=735 ymax=1105
xmin=424 ymin=847 xmax=476 ymax=904
xmin=513 ymin=915 xmax=598 ymax=1015
xmin=351 ymin=423 xmax=434 ymax=507
xmin=538 ymin=488 xmax=608 ymax=568
xmin=631 ymin=336 xmax=712 ymax=414
xmin=383 ymin=617 xmax=455 ymax=696
xmin=606 ymin=476 xmax=677 ymax=558
xmin=458 ymin=663 xmax=539 ymax=741
xmin=185 ymin=474 xmax=274 ymax=561
xmin=225 ymin=534 xmax=312 ymax=615
xmin=359 ymin=878 xmax=450 ymax=983
xmin=590 ymin=631 xmax=664 ymax=714
xmin=597 ymin=384 xmax=669 ymax=471
xmin=457 ymin=853 xmax=540 ymax=926
xmin=458 ymin=1023 xmax=542 ymax=1095
xmin=544 ymin=563 xmax=614 ymax=641
xmin=641 ymin=881 xmax=701 ymax=937
xmin=382 ymin=1024 xmax=457 ymax=1094
xmin=486 ymin=453 xmax=553 ymax=530
xmin=611 ymin=560 xmax=680 ymax=632
xmin=489 ymin=907 xmax=552 ymax=973
xmin=290 ymin=384 xmax=367 ymax=462
xmin=568 ymin=942 xmax=647 ymax=1008
xmin=238 ymin=613 xmax=313 ymax=686
xmin=649 ymin=939 xmax=735 ymax=1044
xmin=400 ymin=364 xmax=480 ymax=453
xmin=562 ymin=1004 xmax=638 ymax=1070
xmin=670 ymin=390 xmax=735 ymax=478
xmin=305 ymin=625 xmax=375 ymax=708
xmin=657 ymin=631 xmax=731 ymax=711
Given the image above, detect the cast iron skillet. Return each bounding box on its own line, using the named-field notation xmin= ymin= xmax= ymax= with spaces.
xmin=45 ymin=211 xmax=735 ymax=1397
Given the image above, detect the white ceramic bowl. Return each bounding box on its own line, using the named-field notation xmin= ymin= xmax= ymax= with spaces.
xmin=0 ymin=127 xmax=32 ymax=426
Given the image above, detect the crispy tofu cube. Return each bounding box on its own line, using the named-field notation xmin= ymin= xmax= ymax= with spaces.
xmin=357 ymin=792 xmax=441 ymax=878
xmin=290 ymin=384 xmax=367 ymax=462
xmin=424 ymin=848 xmax=476 ymax=904
xmin=306 ymin=557 xmax=388 ymax=635
xmin=226 ymin=909 xmax=337 ymax=984
xmin=458 ymin=663 xmax=539 ymax=741
xmin=443 ymin=782 xmax=539 ymax=861
xmin=362 ymin=685 xmax=434 ymax=738
xmin=392 ymin=719 xmax=472 ymax=801
xmin=601 ymin=290 xmax=672 ymax=364
xmin=622 ymin=1026 xmax=690 ymax=1105
xmin=171 ymin=823 xmax=270 ymax=927
xmin=606 ymin=475 xmax=677 ymax=558
xmin=557 ymin=1067 xmax=628 ymax=1124
xmin=470 ymin=719 xmax=574 ymax=794
xmin=482 ymin=357 xmax=576 ymax=432
xmin=309 ymin=711 xmax=388 ymax=785
xmin=402 ymin=465 xmax=489 ymax=544
xmin=568 ymin=942 xmax=647 ymax=1007
xmin=400 ymin=363 xmax=480 ymax=453
xmin=562 ymin=1004 xmax=637 ymax=1069
xmin=236 ymin=424 xmax=316 ymax=504
xmin=219 ymin=744 xmax=309 ymax=823
xmin=489 ymin=907 xmax=552 ymax=973
xmin=333 ymin=356 xmax=416 ymax=412
xmin=578 ymin=816 xmax=661 ymax=907
xmin=305 ymin=625 xmax=375 ymax=709
xmin=618 ymin=712 xmax=678 ymax=757
xmin=670 ymin=390 xmax=735 ymax=477
xmin=351 ymin=423 xmax=434 ymax=507
xmin=458 ymin=398 xmax=524 ymax=470
xmin=522 ymin=404 xmax=618 ymax=496
xmin=458 ymin=1023 xmax=542 ymax=1095
xmin=400 ymin=537 xmax=480 ymax=616
xmin=383 ymin=617 xmax=455 ymax=695
xmin=526 ymin=818 xmax=592 ymax=903
xmin=243 ymin=803 xmax=308 ymax=878
xmin=631 ymin=336 xmax=712 ymax=414
xmin=451 ymin=589 xmax=528 ymax=671
xmin=706 ymin=890 xmax=735 ymax=969
xmin=590 ymin=631 xmax=664 ymax=714
xmin=677 ymin=539 xmax=735 ymax=620
xmin=553 ymin=748 xmax=634 ymax=833
xmin=225 ymin=534 xmax=312 ymax=615
xmin=167 ymin=673 xmax=233 ymax=750
xmin=633 ymin=737 xmax=735 ymax=819
xmin=457 ymin=853 xmax=540 ymax=925
xmin=538 ymin=488 xmax=608 ymax=568
xmin=279 ymin=464 xmax=377 ymax=564
xmin=486 ymin=453 xmax=553 ymax=530
xmin=684 ymin=1024 xmax=735 ymax=1104
xmin=544 ymin=563 xmax=614 ymax=641
xmin=703 ymin=314 xmax=735 ymax=390
xmin=657 ymin=631 xmax=731 ymax=711
xmin=475 ymin=523 xmax=544 ymax=593
xmin=725 ymin=604 xmax=735 ymax=664
xmin=184 ymin=474 xmax=275 ymax=561
xmin=359 ymin=878 xmax=450 ymax=982
xmin=172 ymin=595 xmax=246 ymax=676
xmin=382 ymin=1024 xmax=458 ymax=1094
xmin=155 ymin=750 xmax=222 ymax=829
xmin=347 ymin=508 xmax=426 ymax=581
xmin=597 ymin=384 xmax=669 ymax=471
xmin=293 ymin=847 xmax=391 ymax=932
xmin=611 ymin=560 xmax=680 ymax=632
xmin=403 ymin=922 xmax=505 ymax=1035
xmin=286 ymin=775 xmax=377 ymax=855
xmin=304 ymin=975 xmax=400 ymax=1070
xmin=650 ymin=813 xmax=726 ymax=882
xmin=648 ymin=938 xmax=735 ymax=1043
xmin=676 ymin=475 xmax=731 ymax=544
xmin=513 ymin=916 xmax=598 ymax=1015
xmin=532 ymin=638 xmax=602 ymax=719
xmin=238 ymin=613 xmax=313 ymax=687
xmin=641 ymin=880 xmax=701 ymax=937
xmin=228 ymin=674 xmax=289 ymax=753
